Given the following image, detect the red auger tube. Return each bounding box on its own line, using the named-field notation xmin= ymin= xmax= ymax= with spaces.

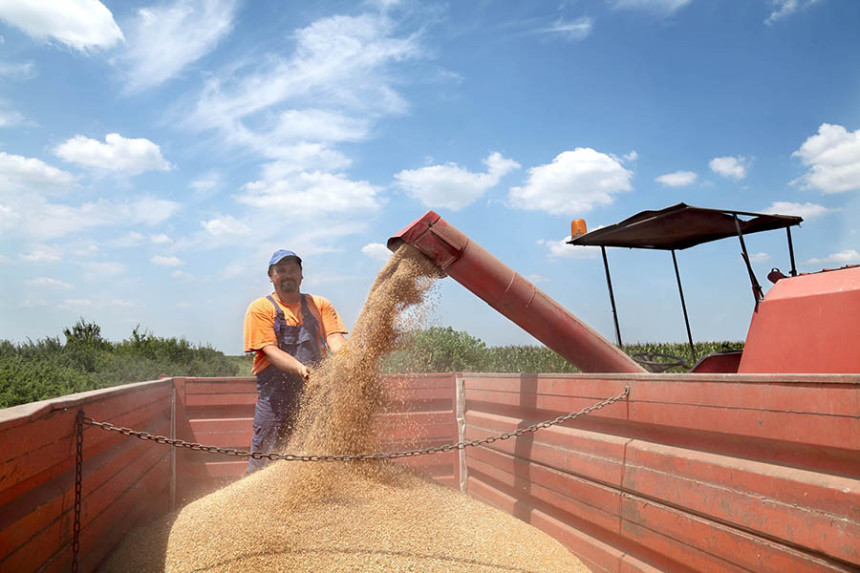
xmin=388 ymin=211 xmax=646 ymax=374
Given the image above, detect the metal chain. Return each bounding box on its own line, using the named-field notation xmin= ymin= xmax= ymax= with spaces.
xmin=72 ymin=409 xmax=84 ymax=573
xmin=83 ymin=385 xmax=629 ymax=464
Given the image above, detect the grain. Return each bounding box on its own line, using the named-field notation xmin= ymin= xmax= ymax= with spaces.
xmin=99 ymin=245 xmax=589 ymax=572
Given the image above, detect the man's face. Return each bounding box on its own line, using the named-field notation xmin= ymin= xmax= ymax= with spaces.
xmin=269 ymin=259 xmax=302 ymax=294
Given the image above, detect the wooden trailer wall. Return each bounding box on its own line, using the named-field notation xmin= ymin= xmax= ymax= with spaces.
xmin=1 ymin=373 xmax=858 ymax=573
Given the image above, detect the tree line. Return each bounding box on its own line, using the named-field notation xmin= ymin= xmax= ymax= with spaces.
xmin=0 ymin=321 xmax=742 ymax=409
xmin=383 ymin=326 xmax=742 ymax=375
xmin=0 ymin=319 xmax=239 ymax=408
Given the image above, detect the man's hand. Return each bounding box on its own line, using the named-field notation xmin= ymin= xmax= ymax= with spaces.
xmin=261 ymin=344 xmax=311 ymax=381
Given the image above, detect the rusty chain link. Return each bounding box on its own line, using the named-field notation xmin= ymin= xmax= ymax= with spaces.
xmin=72 ymin=409 xmax=84 ymax=573
xmin=83 ymin=385 xmax=629 ymax=463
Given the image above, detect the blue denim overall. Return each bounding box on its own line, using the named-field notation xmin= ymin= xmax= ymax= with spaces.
xmin=246 ymin=294 xmax=322 ymax=473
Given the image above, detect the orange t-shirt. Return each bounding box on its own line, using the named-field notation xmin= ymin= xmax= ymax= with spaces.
xmin=243 ymin=293 xmax=347 ymax=374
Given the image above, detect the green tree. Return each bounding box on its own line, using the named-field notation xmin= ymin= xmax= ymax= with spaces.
xmin=63 ymin=318 xmax=110 ymax=373
xmin=0 ymin=321 xmax=240 ymax=408
xmin=385 ymin=326 xmax=488 ymax=373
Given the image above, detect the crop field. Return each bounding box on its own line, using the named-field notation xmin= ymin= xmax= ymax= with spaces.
xmin=1 ymin=321 xmax=741 ymax=408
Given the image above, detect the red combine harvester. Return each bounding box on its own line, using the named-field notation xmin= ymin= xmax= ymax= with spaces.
xmin=1 ymin=206 xmax=858 ymax=572
xmin=564 ymin=203 xmax=857 ymax=375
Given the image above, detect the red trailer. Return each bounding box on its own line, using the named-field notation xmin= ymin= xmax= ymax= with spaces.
xmin=1 ymin=207 xmax=858 ymax=572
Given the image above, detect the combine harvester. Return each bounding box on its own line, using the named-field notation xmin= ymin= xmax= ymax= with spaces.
xmin=1 ymin=205 xmax=858 ymax=572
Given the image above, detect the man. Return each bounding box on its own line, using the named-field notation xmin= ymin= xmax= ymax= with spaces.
xmin=243 ymin=249 xmax=348 ymax=473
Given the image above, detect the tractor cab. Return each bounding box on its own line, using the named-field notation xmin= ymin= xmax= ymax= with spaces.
xmin=567 ymin=203 xmax=813 ymax=373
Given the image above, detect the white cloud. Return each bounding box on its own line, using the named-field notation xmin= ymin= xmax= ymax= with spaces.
xmin=765 ymin=0 xmax=825 ymax=25
xmin=0 ymin=60 xmax=36 ymax=80
xmin=77 ymin=261 xmax=126 ymax=278
xmin=763 ymin=201 xmax=837 ymax=220
xmin=19 ymin=247 xmax=61 ymax=263
xmin=238 ymin=171 xmax=382 ymax=214
xmin=201 ymin=215 xmax=250 ymax=236
xmin=607 ymin=0 xmax=692 ymax=16
xmin=190 ymin=171 xmax=223 ymax=199
xmin=26 ymin=277 xmax=73 ymax=288
xmin=55 ymin=133 xmax=173 ymax=174
xmin=361 ymin=242 xmax=392 ymax=262
xmin=113 ymin=231 xmax=172 ymax=247
xmin=129 ymin=197 xmax=181 ymax=225
xmin=541 ymin=17 xmax=594 ymax=41
xmin=538 ymin=237 xmax=601 ymax=259
xmin=791 ymin=124 xmax=860 ymax=194
xmin=509 ymin=148 xmax=634 ymax=215
xmin=113 ymin=231 xmax=146 ymax=247
xmin=71 ymin=244 xmax=98 ymax=257
xmin=119 ymin=0 xmax=238 ymax=92
xmin=0 ymin=151 xmax=76 ymax=194
xmin=186 ymin=12 xmax=423 ymax=163
xmin=150 ymin=233 xmax=172 ymax=245
xmin=0 ymin=107 xmax=25 ymax=127
xmin=395 ymin=152 xmax=520 ymax=211
xmin=655 ymin=170 xmax=697 ymax=187
xmin=805 ymin=249 xmax=860 ymax=265
xmin=0 ymin=0 xmax=124 ymax=51
xmin=1 ymin=195 xmax=179 ymax=240
xmin=151 ymin=255 xmax=184 ymax=267
xmin=272 ymin=109 xmax=371 ymax=144
xmin=256 ymin=144 xmax=353 ymax=174
xmin=748 ymin=252 xmax=772 ymax=263
xmin=709 ymin=156 xmax=749 ymax=180
xmin=59 ymin=297 xmax=134 ymax=310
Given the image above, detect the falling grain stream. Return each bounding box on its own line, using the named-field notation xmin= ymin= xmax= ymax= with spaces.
xmin=100 ymin=245 xmax=588 ymax=572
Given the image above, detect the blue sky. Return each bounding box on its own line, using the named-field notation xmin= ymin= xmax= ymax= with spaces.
xmin=0 ymin=0 xmax=858 ymax=354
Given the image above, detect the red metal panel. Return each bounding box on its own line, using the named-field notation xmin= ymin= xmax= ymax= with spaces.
xmin=78 ymin=463 xmax=170 ymax=573
xmin=628 ymin=400 xmax=858 ymax=451
xmin=467 ymin=446 xmax=621 ymax=533
xmin=528 ymin=510 xmax=675 ymax=573
xmin=3 ymin=372 xmax=859 ymax=573
xmin=0 ymin=394 xmax=169 ymax=533
xmin=691 ymin=351 xmax=742 ymax=373
xmin=385 ymin=385 xmax=456 ymax=403
xmin=629 ymin=377 xmax=859 ymax=416
xmin=465 ymin=410 xmax=629 ymax=486
xmin=184 ymin=392 xmax=257 ymax=407
xmin=623 ymin=441 xmax=859 ymax=565
xmin=189 ymin=416 xmax=252 ymax=434
xmin=461 ymin=372 xmax=860 ymax=571
xmin=621 ymin=495 xmax=853 ymax=572
xmin=0 ymin=383 xmax=172 ymax=573
xmin=740 ymin=266 xmax=860 ymax=373
xmin=184 ymin=379 xmax=256 ymax=394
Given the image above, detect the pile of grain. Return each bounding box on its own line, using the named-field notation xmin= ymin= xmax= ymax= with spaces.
xmin=99 ymin=245 xmax=588 ymax=572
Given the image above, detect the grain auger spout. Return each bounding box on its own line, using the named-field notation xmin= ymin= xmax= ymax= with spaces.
xmin=388 ymin=211 xmax=646 ymax=374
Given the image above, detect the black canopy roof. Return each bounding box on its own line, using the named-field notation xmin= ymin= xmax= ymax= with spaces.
xmin=567 ymin=203 xmax=803 ymax=251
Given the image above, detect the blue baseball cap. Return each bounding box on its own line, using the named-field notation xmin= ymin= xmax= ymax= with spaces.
xmin=268 ymin=249 xmax=302 ymax=267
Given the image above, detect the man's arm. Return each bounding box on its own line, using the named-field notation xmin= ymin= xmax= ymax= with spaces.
xmin=326 ymin=333 xmax=347 ymax=355
xmin=260 ymin=344 xmax=311 ymax=380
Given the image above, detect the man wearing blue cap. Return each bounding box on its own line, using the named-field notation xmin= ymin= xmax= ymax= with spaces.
xmin=242 ymin=249 xmax=348 ymax=472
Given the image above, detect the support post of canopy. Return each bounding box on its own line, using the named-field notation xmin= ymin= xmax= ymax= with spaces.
xmin=671 ymin=249 xmax=696 ymax=363
xmin=600 ymin=246 xmax=623 ymax=348
xmin=786 ymin=227 xmax=798 ymax=277
xmin=734 ymin=215 xmax=764 ymax=305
